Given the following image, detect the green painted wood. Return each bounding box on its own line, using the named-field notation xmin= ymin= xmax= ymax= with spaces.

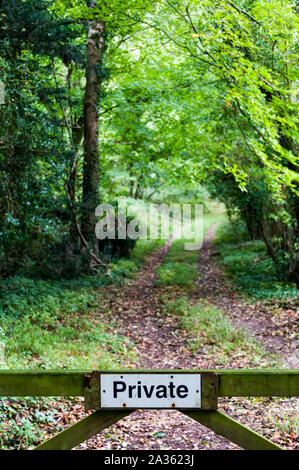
xmin=218 ymin=370 xmax=299 ymax=397
xmin=34 ymin=410 xmax=131 ymax=450
xmin=185 ymin=410 xmax=282 ymax=450
xmin=84 ymin=371 xmax=101 ymax=411
xmin=0 ymin=370 xmax=298 ymax=397
xmin=200 ymin=373 xmax=218 ymax=410
xmin=0 ymin=371 xmax=86 ymax=397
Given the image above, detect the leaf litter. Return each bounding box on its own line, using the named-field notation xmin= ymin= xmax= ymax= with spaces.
xmin=4 ymin=230 xmax=297 ymax=450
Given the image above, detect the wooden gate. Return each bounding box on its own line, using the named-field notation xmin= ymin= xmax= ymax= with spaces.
xmin=0 ymin=369 xmax=298 ymax=450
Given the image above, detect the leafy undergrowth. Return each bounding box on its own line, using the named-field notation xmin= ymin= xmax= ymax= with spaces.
xmin=0 ymin=278 xmax=129 ymax=371
xmin=0 ymin=397 xmax=77 ymax=450
xmin=0 ymin=239 xmax=164 ymax=370
xmin=215 ymin=222 xmax=299 ymax=301
xmin=0 ymin=278 xmax=135 ymax=450
xmin=0 ymin=238 xmax=164 ymax=449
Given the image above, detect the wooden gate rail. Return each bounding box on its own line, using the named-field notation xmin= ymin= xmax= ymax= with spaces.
xmin=0 ymin=369 xmax=298 ymax=450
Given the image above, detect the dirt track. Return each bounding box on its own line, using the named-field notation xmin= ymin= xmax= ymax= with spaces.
xmin=66 ymin=228 xmax=298 ymax=450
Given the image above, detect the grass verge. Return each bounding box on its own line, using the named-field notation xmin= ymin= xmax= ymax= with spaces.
xmin=155 ymin=208 xmax=226 ymax=290
xmin=161 ymin=296 xmax=278 ymax=367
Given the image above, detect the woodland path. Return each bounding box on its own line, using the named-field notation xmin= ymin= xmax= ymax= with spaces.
xmin=75 ymin=229 xmax=298 ymax=450
xmin=79 ymin=232 xmax=239 ymax=450
xmin=193 ymin=226 xmax=299 ymax=368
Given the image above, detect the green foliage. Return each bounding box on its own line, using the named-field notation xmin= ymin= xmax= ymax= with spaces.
xmin=151 ymin=184 xmax=208 ymax=206
xmin=109 ymin=259 xmax=140 ymax=280
xmin=216 ymin=222 xmax=299 ymax=300
xmin=140 ymin=0 xmax=299 ymax=284
xmin=206 ymin=170 xmax=299 ymax=283
xmin=1 ymin=0 xmax=297 ymax=449
xmin=214 ymin=218 xmax=249 ymax=244
xmin=1 ymin=0 xmax=298 ymax=282
xmin=0 ymin=396 xmax=76 ymax=449
xmin=155 ymin=0 xmax=299 ymax=193
xmin=0 ymin=0 xmax=85 ymax=277
xmin=0 ymin=229 xmax=162 ymax=369
xmin=0 ymin=274 xmax=135 ymax=369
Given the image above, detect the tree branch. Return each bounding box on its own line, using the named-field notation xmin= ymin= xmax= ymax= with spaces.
xmin=222 ymin=0 xmax=262 ymax=26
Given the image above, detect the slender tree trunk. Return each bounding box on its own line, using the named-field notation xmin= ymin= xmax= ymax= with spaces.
xmin=81 ymin=19 xmax=106 ymax=248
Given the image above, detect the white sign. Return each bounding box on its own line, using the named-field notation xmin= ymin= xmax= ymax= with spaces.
xmin=100 ymin=373 xmax=201 ymax=409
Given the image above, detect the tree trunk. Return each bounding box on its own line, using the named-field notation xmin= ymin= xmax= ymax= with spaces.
xmin=81 ymin=19 xmax=106 ymax=248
